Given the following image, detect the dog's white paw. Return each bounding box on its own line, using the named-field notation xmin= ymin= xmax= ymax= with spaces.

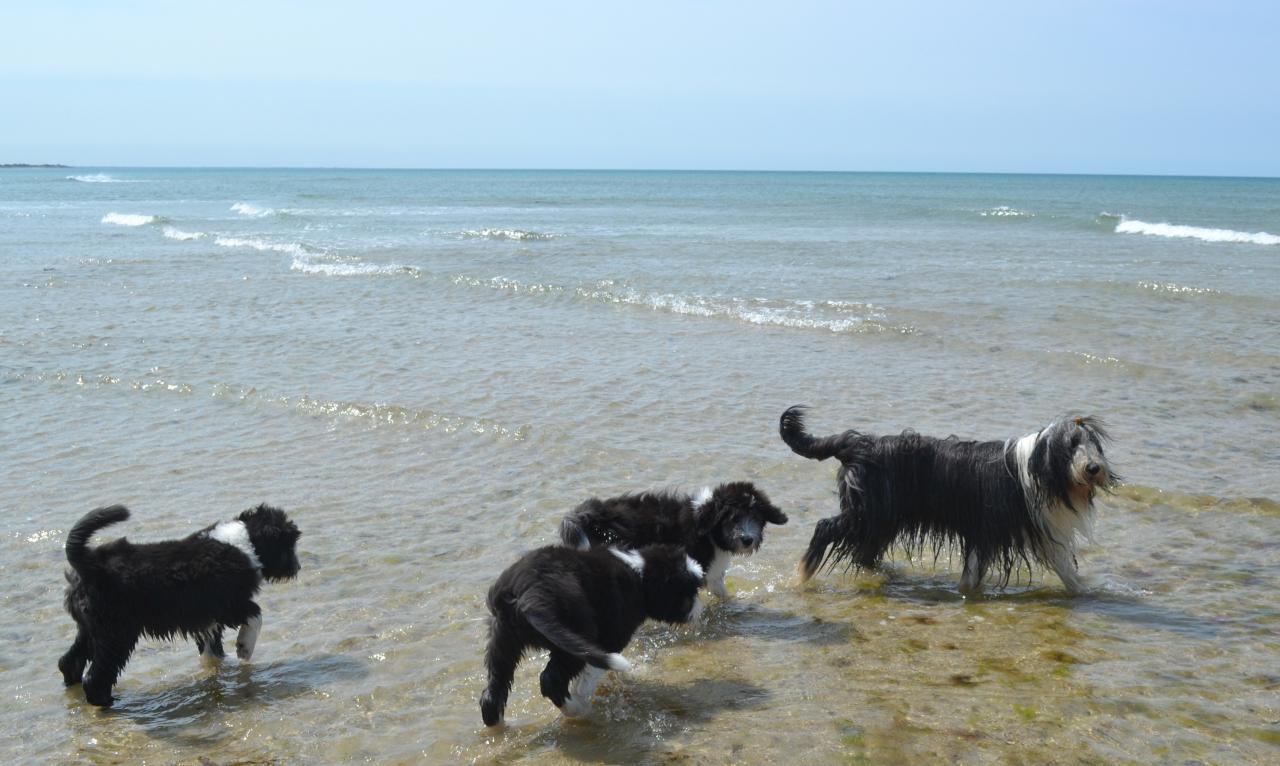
xmin=560 ymin=695 xmax=591 ymax=717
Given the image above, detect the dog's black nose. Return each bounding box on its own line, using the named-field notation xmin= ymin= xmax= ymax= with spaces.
xmin=740 ymin=535 xmax=757 ymax=548
xmin=1086 ymin=462 xmax=1101 ymax=476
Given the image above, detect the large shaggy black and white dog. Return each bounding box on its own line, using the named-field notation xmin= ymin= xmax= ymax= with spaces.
xmin=780 ymin=406 xmax=1119 ymax=594
xmin=59 ymin=503 xmax=301 ymax=706
xmin=558 ymin=482 xmax=787 ymax=598
xmin=480 ymin=544 xmax=704 ymax=726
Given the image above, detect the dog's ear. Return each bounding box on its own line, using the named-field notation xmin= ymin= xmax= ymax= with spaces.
xmin=694 ymin=498 xmax=723 ymax=536
xmin=763 ymin=501 xmax=788 ymax=526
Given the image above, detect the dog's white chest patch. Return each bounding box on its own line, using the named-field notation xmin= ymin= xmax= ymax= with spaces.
xmin=208 ymin=520 xmax=262 ymax=572
xmin=705 ymin=547 xmax=732 ymax=597
xmin=608 ymin=547 xmax=645 ymax=574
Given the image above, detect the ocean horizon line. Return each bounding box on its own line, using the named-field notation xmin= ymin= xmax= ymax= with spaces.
xmin=4 ymin=164 xmax=1278 ymax=181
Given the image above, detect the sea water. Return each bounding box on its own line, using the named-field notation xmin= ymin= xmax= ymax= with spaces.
xmin=1 ymin=168 xmax=1277 ymax=763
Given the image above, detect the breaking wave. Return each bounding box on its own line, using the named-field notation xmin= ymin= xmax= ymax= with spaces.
xmin=1137 ymin=281 xmax=1220 ymax=296
xmin=290 ymin=255 xmax=420 ymax=277
xmin=101 ymin=212 xmax=159 ymax=226
xmin=459 ymin=228 xmax=556 ymax=241
xmin=162 ymin=227 xmax=205 ymax=241
xmin=1107 ymin=215 xmax=1279 ymax=245
xmin=231 ymin=202 xmax=274 ymax=217
xmin=450 ymin=275 xmax=914 ymax=334
xmin=214 ymin=236 xmax=311 ymax=256
xmin=68 ymin=174 xmax=141 ymax=183
xmin=978 ymin=206 xmax=1034 ymax=218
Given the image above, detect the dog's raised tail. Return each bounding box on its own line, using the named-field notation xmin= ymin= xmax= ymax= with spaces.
xmin=65 ymin=505 xmax=130 ymax=572
xmin=780 ymin=406 xmax=856 ymax=462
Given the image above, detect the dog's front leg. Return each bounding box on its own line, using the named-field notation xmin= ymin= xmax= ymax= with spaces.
xmin=236 ymin=615 xmax=262 ymax=661
xmin=196 ymin=627 xmax=226 ymax=661
xmin=1047 ymin=546 xmax=1087 ymax=595
xmin=959 ymin=551 xmax=988 ymax=596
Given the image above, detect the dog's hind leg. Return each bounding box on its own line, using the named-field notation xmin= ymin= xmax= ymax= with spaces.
xmin=799 ymin=516 xmax=842 ymax=582
xmin=564 ymin=664 xmax=606 ymax=717
xmin=540 ymin=650 xmax=586 ymax=712
xmin=82 ymin=630 xmax=138 ymax=707
xmin=58 ymin=626 xmax=91 ymax=686
xmin=480 ymin=623 xmax=522 ymax=727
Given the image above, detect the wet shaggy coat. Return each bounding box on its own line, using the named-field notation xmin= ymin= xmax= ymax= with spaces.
xmin=480 ymin=544 xmax=703 ymax=726
xmin=780 ymin=406 xmax=1118 ymax=593
xmin=558 ymin=481 xmax=787 ymax=596
xmin=59 ymin=504 xmax=301 ymax=706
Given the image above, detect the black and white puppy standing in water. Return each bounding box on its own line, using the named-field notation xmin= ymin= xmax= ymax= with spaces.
xmin=780 ymin=406 xmax=1119 ymax=594
xmin=58 ymin=503 xmax=302 ymax=706
xmin=480 ymin=544 xmax=704 ymax=726
xmin=558 ymin=482 xmax=787 ymax=598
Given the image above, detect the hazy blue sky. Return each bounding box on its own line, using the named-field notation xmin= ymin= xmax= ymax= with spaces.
xmin=2 ymin=1 xmax=1276 ymax=175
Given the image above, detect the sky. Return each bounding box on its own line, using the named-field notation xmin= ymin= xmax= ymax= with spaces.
xmin=2 ymin=1 xmax=1277 ymax=175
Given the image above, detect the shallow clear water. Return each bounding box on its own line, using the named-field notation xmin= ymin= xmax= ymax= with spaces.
xmin=1 ymin=168 xmax=1277 ymax=764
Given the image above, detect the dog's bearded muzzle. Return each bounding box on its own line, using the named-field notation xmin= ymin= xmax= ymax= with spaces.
xmin=729 ymin=519 xmax=764 ymax=555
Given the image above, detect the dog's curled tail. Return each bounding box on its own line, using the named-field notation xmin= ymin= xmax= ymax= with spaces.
xmin=65 ymin=505 xmax=130 ymax=572
xmin=780 ymin=406 xmax=856 ymax=462
xmin=522 ymin=604 xmax=630 ymax=672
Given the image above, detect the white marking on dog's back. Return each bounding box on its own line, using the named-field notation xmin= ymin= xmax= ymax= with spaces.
xmin=608 ymin=547 xmax=644 ymax=574
xmin=691 ymin=486 xmax=713 ymax=508
xmin=685 ymin=555 xmax=704 ymax=580
xmin=208 ymin=520 xmax=262 ymax=572
xmin=1011 ymin=431 xmax=1039 ymax=497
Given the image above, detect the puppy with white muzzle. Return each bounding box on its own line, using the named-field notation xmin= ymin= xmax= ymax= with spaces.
xmin=558 ymin=481 xmax=787 ymax=598
xmin=780 ymin=406 xmax=1118 ymax=594
xmin=480 ymin=544 xmax=704 ymax=726
xmin=59 ymin=503 xmax=302 ymax=706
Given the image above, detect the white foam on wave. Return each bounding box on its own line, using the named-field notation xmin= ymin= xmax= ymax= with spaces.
xmin=69 ymin=174 xmax=141 ymax=183
xmin=1114 ymin=217 xmax=1279 ymax=246
xmin=452 ymin=274 xmax=912 ymax=334
xmin=459 ymin=228 xmax=555 ymax=241
xmin=214 ymin=236 xmax=309 ymax=256
xmin=979 ymin=206 xmax=1034 ymax=218
xmin=231 ymin=202 xmax=274 ymax=217
xmin=163 ymin=227 xmax=205 ymax=241
xmin=290 ymin=255 xmax=419 ymax=277
xmin=101 ymin=212 xmax=157 ymax=226
xmin=585 ymin=288 xmax=899 ymax=333
xmin=1137 ymin=280 xmax=1219 ymax=296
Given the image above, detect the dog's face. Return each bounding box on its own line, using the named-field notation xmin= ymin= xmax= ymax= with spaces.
xmin=696 ymin=482 xmax=788 ymax=555
xmin=238 ymin=504 xmax=302 ymax=582
xmin=638 ymin=545 xmax=705 ymax=624
xmin=1035 ymin=416 xmax=1119 ymax=509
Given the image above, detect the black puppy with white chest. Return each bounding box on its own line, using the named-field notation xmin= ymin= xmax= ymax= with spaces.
xmin=559 ymin=482 xmax=787 ymax=598
xmin=480 ymin=544 xmax=703 ymax=726
xmin=59 ymin=503 xmax=301 ymax=707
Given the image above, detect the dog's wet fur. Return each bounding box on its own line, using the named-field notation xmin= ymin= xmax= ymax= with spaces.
xmin=558 ymin=481 xmax=787 ymax=597
xmin=59 ymin=503 xmax=301 ymax=706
